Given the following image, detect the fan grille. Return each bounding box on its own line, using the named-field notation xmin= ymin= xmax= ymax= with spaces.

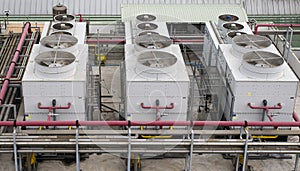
xmin=54 ymin=14 xmax=75 ymax=22
xmin=138 ymin=51 xmax=177 ymax=68
xmin=233 ymin=35 xmax=272 ymax=49
xmin=135 ymin=34 xmax=171 ymax=49
xmin=138 ymin=31 xmax=159 ymax=36
xmin=223 ymin=23 xmax=244 ymax=30
xmin=41 ymin=34 xmax=78 ymax=49
xmin=137 ymin=23 xmax=158 ymax=30
xmin=227 ymin=31 xmax=247 ymax=38
xmin=243 ymin=51 xmax=284 ymax=68
xmin=51 ymin=31 xmax=72 ymax=35
xmin=53 ymin=23 xmax=73 ymax=30
xmin=35 ymin=51 xmax=76 ymax=68
xmin=219 ymin=14 xmax=239 ymax=22
xmin=136 ymin=14 xmax=156 ymax=22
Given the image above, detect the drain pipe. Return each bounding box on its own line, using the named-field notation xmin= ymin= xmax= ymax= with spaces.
xmin=0 ymin=22 xmax=31 ymax=106
xmin=254 ymin=23 xmax=300 ymax=35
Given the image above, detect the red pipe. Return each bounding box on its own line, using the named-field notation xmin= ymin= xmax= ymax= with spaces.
xmin=172 ymin=39 xmax=204 ymax=43
xmin=0 ymin=22 xmax=31 ymax=106
xmin=85 ymin=39 xmax=204 ymax=44
xmin=86 ymin=39 xmax=125 ymax=44
xmin=248 ymin=103 xmax=282 ymax=113
xmin=293 ymin=112 xmax=300 ymax=122
xmin=37 ymin=102 xmax=71 ymax=112
xmin=254 ymin=23 xmax=300 ymax=34
xmin=76 ymin=14 xmax=83 ymax=22
xmin=2 ymin=120 xmax=300 ymax=127
xmin=141 ymin=103 xmax=174 ymax=110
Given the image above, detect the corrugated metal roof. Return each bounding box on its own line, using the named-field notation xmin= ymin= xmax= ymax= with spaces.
xmin=0 ymin=0 xmax=299 ymax=16
xmin=121 ymin=4 xmax=248 ymax=22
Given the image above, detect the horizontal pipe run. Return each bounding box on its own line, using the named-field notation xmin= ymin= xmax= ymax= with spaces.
xmin=254 ymin=23 xmax=300 ymax=34
xmin=1 ymin=120 xmax=300 ymax=127
xmin=85 ymin=39 xmax=204 ymax=44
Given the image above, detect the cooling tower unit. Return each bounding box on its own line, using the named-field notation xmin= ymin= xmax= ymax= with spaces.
xmin=218 ymin=43 xmax=298 ymax=125
xmin=124 ymin=45 xmax=189 ymax=125
xmin=22 ymin=43 xmax=88 ymax=127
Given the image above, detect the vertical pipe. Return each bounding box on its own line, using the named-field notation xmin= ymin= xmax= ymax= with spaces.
xmin=188 ymin=129 xmax=194 ymax=171
xmin=242 ymin=128 xmax=249 ymax=171
xmin=97 ymin=29 xmax=102 ymax=121
xmin=295 ymin=154 xmax=299 ymax=171
xmin=286 ymin=27 xmax=294 ymax=61
xmin=127 ymin=127 xmax=131 ymax=171
xmin=0 ymin=22 xmax=31 ymax=106
xmin=13 ymin=127 xmax=18 ymax=171
xmin=76 ymin=126 xmax=80 ymax=171
xmin=19 ymin=153 xmax=22 ymax=171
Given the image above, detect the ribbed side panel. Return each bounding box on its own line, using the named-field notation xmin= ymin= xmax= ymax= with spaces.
xmin=0 ymin=0 xmax=299 ymax=15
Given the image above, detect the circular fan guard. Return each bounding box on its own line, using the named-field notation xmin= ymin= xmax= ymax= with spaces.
xmin=54 ymin=14 xmax=75 ymax=22
xmin=243 ymin=51 xmax=284 ymax=69
xmin=223 ymin=23 xmax=244 ymax=30
xmin=136 ymin=14 xmax=156 ymax=22
xmin=138 ymin=31 xmax=159 ymax=36
xmin=219 ymin=14 xmax=239 ymax=22
xmin=41 ymin=34 xmax=78 ymax=49
xmin=138 ymin=51 xmax=177 ymax=68
xmin=137 ymin=23 xmax=158 ymax=30
xmin=233 ymin=34 xmax=272 ymax=49
xmin=35 ymin=51 xmax=75 ymax=68
xmin=53 ymin=23 xmax=73 ymax=30
xmin=135 ymin=34 xmax=171 ymax=49
xmin=51 ymin=31 xmax=72 ymax=35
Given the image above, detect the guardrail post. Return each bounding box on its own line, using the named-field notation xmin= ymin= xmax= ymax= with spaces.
xmin=188 ymin=128 xmax=194 ymax=171
xmin=127 ymin=120 xmax=131 ymax=171
xmin=13 ymin=120 xmax=18 ymax=171
xmin=75 ymin=120 xmax=80 ymax=171
xmin=242 ymin=124 xmax=249 ymax=171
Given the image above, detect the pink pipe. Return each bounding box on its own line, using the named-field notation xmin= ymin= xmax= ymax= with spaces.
xmin=293 ymin=112 xmax=300 ymax=122
xmin=248 ymin=103 xmax=282 ymax=113
xmin=254 ymin=23 xmax=300 ymax=34
xmin=85 ymin=39 xmax=204 ymax=44
xmin=172 ymin=39 xmax=204 ymax=43
xmin=0 ymin=22 xmax=31 ymax=106
xmin=76 ymin=14 xmax=83 ymax=22
xmin=86 ymin=39 xmax=125 ymax=44
xmin=37 ymin=102 xmax=71 ymax=112
xmin=2 ymin=120 xmax=300 ymax=127
xmin=140 ymin=103 xmax=174 ymax=110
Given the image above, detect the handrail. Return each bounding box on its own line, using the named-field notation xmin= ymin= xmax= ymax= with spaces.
xmin=1 ymin=119 xmax=300 ymax=127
